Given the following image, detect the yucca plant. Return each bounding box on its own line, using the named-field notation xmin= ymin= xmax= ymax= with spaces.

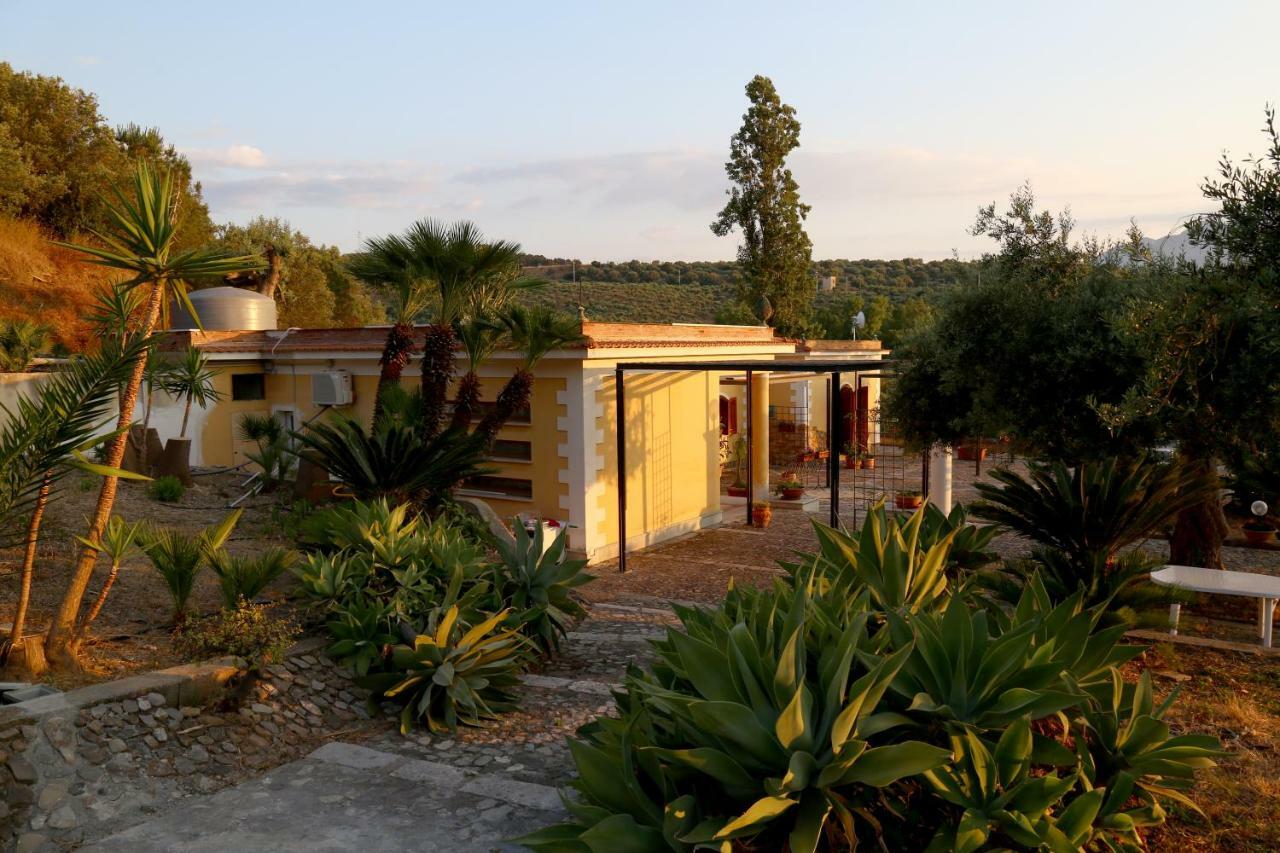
xmin=48 ymin=162 xmax=261 ymax=663
xmin=161 ymin=346 xmax=223 ymax=437
xmin=491 ymin=521 xmax=593 ymax=655
xmin=73 ymin=516 xmax=145 ymax=643
xmin=237 ymin=413 xmax=292 ymax=490
xmin=360 ymin=606 xmax=527 ymax=733
xmin=293 ymin=415 xmax=490 ymax=506
xmin=207 ymin=546 xmax=297 ymax=610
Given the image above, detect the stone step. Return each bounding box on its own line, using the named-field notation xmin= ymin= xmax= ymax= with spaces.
xmin=82 ymin=741 xmax=567 ymax=852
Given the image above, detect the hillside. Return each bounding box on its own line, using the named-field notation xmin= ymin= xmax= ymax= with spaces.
xmin=0 ymin=215 xmax=104 ymax=352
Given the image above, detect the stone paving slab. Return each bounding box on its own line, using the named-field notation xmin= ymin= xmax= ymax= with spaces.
xmin=82 ymin=742 xmax=566 ymax=852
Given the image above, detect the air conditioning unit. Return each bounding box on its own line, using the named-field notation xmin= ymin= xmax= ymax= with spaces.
xmin=312 ymin=370 xmax=353 ymax=407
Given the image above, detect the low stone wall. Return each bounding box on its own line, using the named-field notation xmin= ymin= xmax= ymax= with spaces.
xmin=0 ymin=638 xmax=367 ymax=853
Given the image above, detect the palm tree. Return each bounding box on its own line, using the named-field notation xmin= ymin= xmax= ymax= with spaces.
xmin=450 ymin=317 xmax=503 ymax=430
xmin=0 ymin=335 xmax=148 ymax=674
xmin=161 ymin=346 xmax=223 ymax=437
xmin=44 ymin=162 xmax=261 ymax=667
xmin=0 ymin=320 xmax=50 ymax=372
xmin=476 ymin=306 xmax=584 ymax=446
xmin=392 ymin=220 xmax=524 ymax=440
xmin=348 ymin=236 xmax=428 ymax=430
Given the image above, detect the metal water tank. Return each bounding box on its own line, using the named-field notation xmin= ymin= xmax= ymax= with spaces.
xmin=170 ymin=287 xmax=278 ymax=331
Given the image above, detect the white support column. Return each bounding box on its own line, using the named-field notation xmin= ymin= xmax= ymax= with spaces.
xmin=927 ymin=445 xmax=953 ymax=514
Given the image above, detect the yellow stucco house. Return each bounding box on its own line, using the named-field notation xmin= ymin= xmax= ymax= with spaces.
xmin=153 ymin=318 xmax=889 ymax=563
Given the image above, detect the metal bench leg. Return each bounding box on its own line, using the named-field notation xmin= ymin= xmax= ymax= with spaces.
xmin=1265 ymin=599 xmax=1276 ymax=649
xmin=1261 ymin=598 xmax=1268 ymax=640
xmin=1169 ymin=602 xmax=1181 ymax=636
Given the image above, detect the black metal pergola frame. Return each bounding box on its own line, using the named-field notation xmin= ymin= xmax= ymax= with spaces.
xmin=614 ymin=358 xmax=889 ymax=572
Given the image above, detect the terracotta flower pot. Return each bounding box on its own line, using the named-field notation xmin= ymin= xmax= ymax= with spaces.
xmin=862 ymin=458 xmax=876 ymax=470
xmin=727 ymin=484 xmax=748 ymax=497
xmin=752 ymin=505 xmax=772 ymax=528
xmin=895 ymin=494 xmax=924 ymax=510
xmin=957 ymin=445 xmax=988 ymax=462
xmin=1244 ymin=527 xmax=1275 ymax=545
xmin=781 ymin=487 xmax=805 ymax=500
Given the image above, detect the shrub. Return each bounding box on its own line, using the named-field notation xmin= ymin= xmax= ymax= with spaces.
xmin=139 ymin=510 xmax=241 ymax=623
xmin=148 ymin=474 xmax=184 ymax=503
xmin=522 ymin=514 xmax=1221 ymax=852
xmin=971 ymin=455 xmax=1215 ymax=616
xmin=491 ymin=522 xmax=592 ymax=655
xmin=174 ymin=602 xmax=299 ymax=665
xmin=292 ymin=415 xmax=490 ymax=507
xmin=207 ymin=546 xmax=297 ymax=610
xmin=359 ymin=606 xmax=526 ymax=733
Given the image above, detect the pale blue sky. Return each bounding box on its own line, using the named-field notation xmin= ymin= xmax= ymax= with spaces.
xmin=3 ymin=1 xmax=1277 ymax=260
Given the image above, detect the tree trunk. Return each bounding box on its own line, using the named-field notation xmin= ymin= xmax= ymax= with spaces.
xmin=372 ymin=322 xmax=415 ymax=431
xmin=74 ymin=559 xmax=122 ymax=645
xmin=419 ymin=323 xmax=456 ymax=441
xmin=257 ymin=246 xmax=282 ymax=300
xmin=1169 ymin=455 xmax=1229 ymax=569
xmin=3 ymin=473 xmax=52 ymax=675
xmin=180 ymin=395 xmax=192 ymax=438
xmin=475 ymin=369 xmax=533 ymax=447
xmin=450 ymin=371 xmax=482 ymax=431
xmin=45 ymin=280 xmax=164 ymax=668
xmin=140 ymin=379 xmax=154 ymax=472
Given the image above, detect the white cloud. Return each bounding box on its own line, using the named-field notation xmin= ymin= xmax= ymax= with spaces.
xmin=184 ymin=144 xmax=268 ymax=169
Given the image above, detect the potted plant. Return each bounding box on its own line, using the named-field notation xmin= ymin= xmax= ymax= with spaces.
xmin=861 ymin=450 xmax=876 ymax=470
xmin=751 ymin=500 xmax=772 ymax=528
xmin=726 ymin=435 xmax=748 ymax=497
xmin=843 ymin=444 xmax=860 ymax=469
xmin=1243 ymin=517 xmax=1276 ymax=545
xmin=956 ymin=440 xmax=988 ymax=462
xmin=894 ymin=489 xmax=924 ymax=510
xmin=776 ymin=476 xmax=805 ymax=501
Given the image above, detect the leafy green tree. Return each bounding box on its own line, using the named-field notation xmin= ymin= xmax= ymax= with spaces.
xmin=211 ymin=217 xmax=382 ymax=328
xmin=887 ymin=186 xmax=1151 ymax=457
xmin=1103 ymin=108 xmax=1280 ymax=568
xmin=711 ymin=75 xmax=814 ymax=336
xmin=0 ymin=64 xmax=212 ymax=243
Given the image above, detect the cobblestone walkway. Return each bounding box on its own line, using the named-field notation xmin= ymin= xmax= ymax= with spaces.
xmin=76 ymin=605 xmax=673 ymax=852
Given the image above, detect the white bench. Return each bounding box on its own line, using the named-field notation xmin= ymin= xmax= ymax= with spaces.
xmin=1150 ymin=565 xmax=1280 ymax=648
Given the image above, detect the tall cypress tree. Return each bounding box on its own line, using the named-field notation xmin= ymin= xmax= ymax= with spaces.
xmin=711 ymin=75 xmax=814 ymax=336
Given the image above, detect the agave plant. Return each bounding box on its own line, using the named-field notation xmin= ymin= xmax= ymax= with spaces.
xmin=491 ymin=522 xmax=593 ymax=655
xmin=526 ymin=582 xmax=952 ymax=852
xmin=922 ymin=721 xmax=1090 ymax=852
xmin=325 ymin=595 xmax=398 ymax=677
xmin=360 ymin=606 xmax=527 ymax=733
xmin=292 ymin=415 xmax=490 ymax=506
xmin=237 ymin=413 xmax=293 ymax=490
xmin=915 ymin=502 xmax=1000 ymax=574
xmin=788 ymin=505 xmax=954 ymax=614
